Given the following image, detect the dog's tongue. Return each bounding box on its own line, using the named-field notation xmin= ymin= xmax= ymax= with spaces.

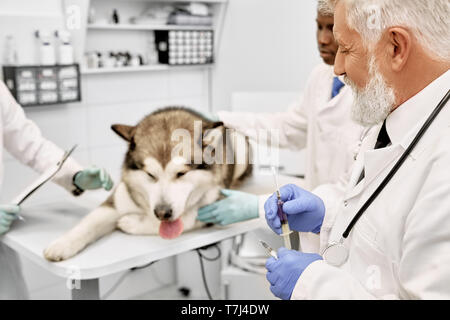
xmin=159 ymin=218 xmax=184 ymax=239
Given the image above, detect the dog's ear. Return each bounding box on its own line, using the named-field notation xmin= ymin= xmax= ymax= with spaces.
xmin=111 ymin=124 xmax=135 ymax=142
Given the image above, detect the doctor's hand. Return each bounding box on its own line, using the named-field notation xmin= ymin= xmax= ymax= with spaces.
xmin=197 ymin=189 xmax=259 ymax=225
xmin=0 ymin=204 xmax=21 ymax=235
xmin=266 ymin=248 xmax=322 ymax=300
xmin=264 ymin=184 xmax=325 ymax=234
xmin=73 ymin=167 xmax=114 ymax=191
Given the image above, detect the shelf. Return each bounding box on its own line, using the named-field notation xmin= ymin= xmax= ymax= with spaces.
xmin=87 ymin=23 xmax=214 ymax=31
xmin=80 ymin=64 xmax=212 ymax=75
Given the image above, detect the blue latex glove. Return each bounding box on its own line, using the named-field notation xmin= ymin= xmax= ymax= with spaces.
xmin=264 ymin=184 xmax=325 ymax=234
xmin=266 ymin=247 xmax=323 ymax=300
xmin=73 ymin=167 xmax=114 ymax=191
xmin=0 ymin=204 xmax=21 ymax=235
xmin=197 ymin=189 xmax=259 ymax=225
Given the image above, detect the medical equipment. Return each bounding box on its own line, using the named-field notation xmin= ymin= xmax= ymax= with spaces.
xmin=12 ymin=145 xmax=77 ymax=207
xmin=259 ymin=240 xmax=277 ymax=260
xmin=323 ymin=89 xmax=450 ymax=267
xmin=271 ymin=166 xmax=292 ymax=249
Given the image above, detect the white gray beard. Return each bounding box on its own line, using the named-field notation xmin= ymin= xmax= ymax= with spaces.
xmin=344 ymin=56 xmax=396 ymax=126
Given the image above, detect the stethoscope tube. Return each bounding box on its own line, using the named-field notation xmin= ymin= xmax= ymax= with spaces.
xmin=342 ymin=89 xmax=450 ymax=239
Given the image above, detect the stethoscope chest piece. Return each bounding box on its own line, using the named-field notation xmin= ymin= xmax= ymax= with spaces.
xmin=322 ymin=239 xmax=349 ymax=267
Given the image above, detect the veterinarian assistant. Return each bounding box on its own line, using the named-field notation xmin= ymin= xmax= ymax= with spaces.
xmin=0 ymin=81 xmax=114 ymax=299
xmin=264 ymin=0 xmax=450 ymax=300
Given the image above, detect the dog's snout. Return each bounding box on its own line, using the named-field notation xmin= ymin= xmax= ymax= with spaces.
xmin=154 ymin=204 xmax=173 ymax=220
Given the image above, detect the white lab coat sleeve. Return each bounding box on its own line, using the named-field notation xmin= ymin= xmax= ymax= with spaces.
xmin=0 ymin=81 xmax=83 ymax=193
xmin=217 ymin=64 xmax=328 ymax=152
xmin=291 ymin=260 xmax=377 ymax=299
xmin=217 ymin=98 xmax=308 ymax=151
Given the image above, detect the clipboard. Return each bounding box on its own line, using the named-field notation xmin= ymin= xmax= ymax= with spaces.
xmin=11 ymin=145 xmax=78 ymax=207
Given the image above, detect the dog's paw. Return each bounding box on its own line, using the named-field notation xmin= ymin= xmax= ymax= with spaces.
xmin=44 ymin=236 xmax=84 ymax=262
xmin=118 ymin=214 xmax=149 ymax=235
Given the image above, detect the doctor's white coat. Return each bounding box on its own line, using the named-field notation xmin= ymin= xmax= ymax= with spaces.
xmin=0 ymin=81 xmax=82 ymax=299
xmin=292 ymin=70 xmax=450 ymax=299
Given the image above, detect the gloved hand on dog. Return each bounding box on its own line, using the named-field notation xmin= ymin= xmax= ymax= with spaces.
xmin=0 ymin=204 xmax=20 ymax=235
xmin=197 ymin=189 xmax=259 ymax=225
xmin=73 ymin=167 xmax=114 ymax=191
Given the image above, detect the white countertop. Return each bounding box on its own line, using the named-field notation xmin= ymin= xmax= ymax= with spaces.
xmin=1 ymin=173 xmax=304 ymax=280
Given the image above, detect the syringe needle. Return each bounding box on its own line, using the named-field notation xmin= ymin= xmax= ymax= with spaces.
xmin=271 ymin=166 xmax=292 ymax=249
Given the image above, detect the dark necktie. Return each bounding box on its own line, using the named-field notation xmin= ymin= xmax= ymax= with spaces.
xmin=331 ymin=77 xmax=345 ymax=98
xmin=356 ymin=120 xmax=391 ymax=185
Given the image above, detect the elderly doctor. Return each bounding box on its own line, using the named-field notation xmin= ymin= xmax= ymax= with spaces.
xmin=197 ymin=0 xmax=365 ymax=227
xmin=264 ymin=0 xmax=450 ymax=299
xmin=0 ymin=81 xmax=114 ymax=299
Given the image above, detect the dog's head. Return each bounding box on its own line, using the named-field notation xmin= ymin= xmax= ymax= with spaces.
xmin=111 ymin=107 xmax=230 ymax=238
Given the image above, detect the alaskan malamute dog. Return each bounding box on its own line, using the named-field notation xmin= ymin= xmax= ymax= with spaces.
xmin=44 ymin=107 xmax=252 ymax=261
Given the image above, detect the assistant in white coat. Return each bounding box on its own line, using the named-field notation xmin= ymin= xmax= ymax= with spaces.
xmin=0 ymin=81 xmax=110 ymax=299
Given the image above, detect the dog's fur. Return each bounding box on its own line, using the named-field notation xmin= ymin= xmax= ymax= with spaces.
xmin=44 ymin=107 xmax=252 ymax=261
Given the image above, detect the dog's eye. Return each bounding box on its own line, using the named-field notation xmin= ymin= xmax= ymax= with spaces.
xmin=147 ymin=172 xmax=156 ymax=180
xmin=176 ymin=172 xmax=186 ymax=178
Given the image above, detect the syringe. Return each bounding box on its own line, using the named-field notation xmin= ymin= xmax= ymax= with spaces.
xmin=271 ymin=166 xmax=292 ymax=249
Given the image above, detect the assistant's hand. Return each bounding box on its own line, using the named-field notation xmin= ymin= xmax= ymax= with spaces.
xmin=73 ymin=167 xmax=114 ymax=191
xmin=0 ymin=204 xmax=21 ymax=235
xmin=197 ymin=189 xmax=258 ymax=225
xmin=264 ymin=184 xmax=325 ymax=234
xmin=266 ymin=248 xmax=322 ymax=300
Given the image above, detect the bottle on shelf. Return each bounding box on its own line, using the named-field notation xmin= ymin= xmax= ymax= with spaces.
xmin=55 ymin=30 xmax=74 ymax=65
xmin=35 ymin=30 xmax=56 ymax=66
xmin=111 ymin=9 xmax=120 ymax=24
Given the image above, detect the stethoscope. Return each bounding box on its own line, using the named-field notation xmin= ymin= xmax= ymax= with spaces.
xmin=322 ymin=89 xmax=450 ymax=267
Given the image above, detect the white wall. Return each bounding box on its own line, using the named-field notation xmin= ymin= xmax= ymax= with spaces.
xmin=212 ymin=0 xmax=321 ymax=110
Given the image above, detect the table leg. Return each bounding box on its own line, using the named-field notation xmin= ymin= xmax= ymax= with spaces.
xmin=71 ymin=279 xmax=100 ymax=300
